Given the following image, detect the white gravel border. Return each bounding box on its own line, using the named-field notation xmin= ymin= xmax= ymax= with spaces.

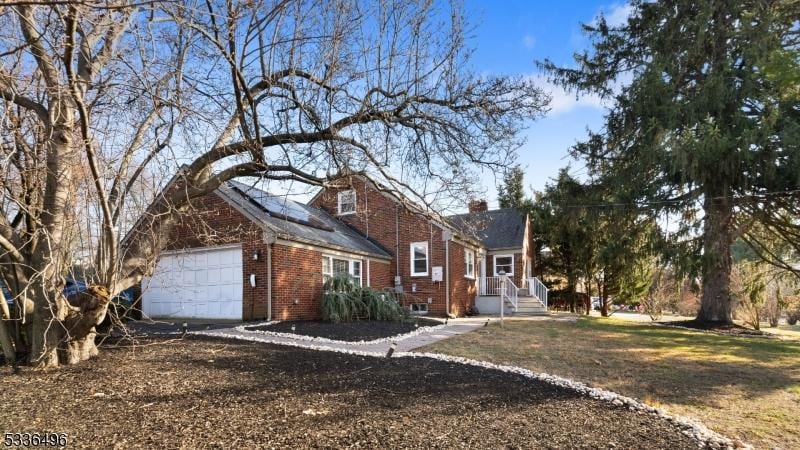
xmin=234 ymin=320 xmax=448 ymax=345
xmin=193 ymin=327 xmax=749 ymax=450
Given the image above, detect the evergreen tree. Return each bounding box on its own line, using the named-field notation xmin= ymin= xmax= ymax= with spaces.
xmin=533 ymin=170 xmax=588 ymax=313
xmin=536 ymin=170 xmax=660 ymax=316
xmin=498 ymin=166 xmax=527 ymax=209
xmin=592 ymin=198 xmax=661 ymax=316
xmin=541 ymin=0 xmax=800 ymax=324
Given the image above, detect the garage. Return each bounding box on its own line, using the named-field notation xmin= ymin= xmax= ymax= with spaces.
xmin=142 ymin=245 xmax=243 ymax=320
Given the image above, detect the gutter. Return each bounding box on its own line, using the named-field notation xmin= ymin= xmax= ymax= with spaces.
xmin=486 ymin=246 xmax=524 ymax=253
xmin=274 ymin=236 xmax=392 ymax=261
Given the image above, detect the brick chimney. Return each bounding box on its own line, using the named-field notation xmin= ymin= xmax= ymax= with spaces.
xmin=468 ymin=199 xmax=488 ymax=213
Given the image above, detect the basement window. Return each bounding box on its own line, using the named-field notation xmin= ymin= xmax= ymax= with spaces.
xmin=337 ymin=190 xmax=356 ymax=215
xmin=410 ymin=303 xmax=428 ymax=315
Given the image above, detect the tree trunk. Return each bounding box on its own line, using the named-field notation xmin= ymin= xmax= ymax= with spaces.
xmin=28 ymin=283 xmax=109 ymax=367
xmin=697 ymin=194 xmax=735 ymax=324
xmin=29 ymin=307 xmax=62 ymax=367
xmin=601 ymin=283 xmax=610 ymax=317
xmin=0 ymin=290 xmax=15 ymax=362
xmin=0 ymin=318 xmax=15 ymax=363
xmin=63 ymin=328 xmax=100 ymax=364
xmin=584 ymin=277 xmax=591 ymax=315
xmin=569 ymin=283 xmax=576 ymax=313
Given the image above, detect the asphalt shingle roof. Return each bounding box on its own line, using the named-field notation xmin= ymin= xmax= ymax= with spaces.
xmin=448 ymin=208 xmax=526 ymax=250
xmin=219 ymin=181 xmax=391 ymax=259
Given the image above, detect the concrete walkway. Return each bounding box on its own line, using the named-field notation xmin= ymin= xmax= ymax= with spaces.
xmin=193 ymin=318 xmax=484 ymax=353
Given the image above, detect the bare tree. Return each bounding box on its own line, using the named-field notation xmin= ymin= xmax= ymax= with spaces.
xmin=732 ymin=261 xmax=764 ymax=330
xmin=641 ymin=266 xmax=679 ymax=322
xmin=0 ymin=0 xmax=548 ymax=366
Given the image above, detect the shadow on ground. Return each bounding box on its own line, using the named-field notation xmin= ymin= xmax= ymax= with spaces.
xmin=424 ymin=316 xmax=800 ymax=449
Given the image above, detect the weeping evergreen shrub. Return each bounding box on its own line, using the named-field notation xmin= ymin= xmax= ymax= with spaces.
xmin=321 ymin=291 xmax=356 ymax=323
xmin=361 ymin=288 xmax=408 ymax=321
xmin=320 ymin=274 xmax=408 ymax=323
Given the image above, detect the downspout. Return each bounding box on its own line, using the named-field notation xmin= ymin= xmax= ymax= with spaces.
xmin=266 ymin=243 xmax=272 ymax=321
xmin=364 ymin=182 xmax=369 ymax=237
xmin=445 ymin=237 xmax=450 ymax=317
xmin=395 ymin=204 xmax=400 ymax=276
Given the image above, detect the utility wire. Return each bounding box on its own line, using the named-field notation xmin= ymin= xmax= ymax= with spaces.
xmin=560 ymin=189 xmax=800 ymax=210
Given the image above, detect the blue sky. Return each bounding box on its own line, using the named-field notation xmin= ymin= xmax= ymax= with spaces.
xmin=465 ymin=1 xmax=631 ymax=208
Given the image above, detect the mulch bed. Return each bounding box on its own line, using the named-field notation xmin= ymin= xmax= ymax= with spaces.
xmin=659 ymin=319 xmax=774 ymax=337
xmin=1 ymin=336 xmax=700 ymax=449
xmin=245 ymin=318 xmax=443 ymax=341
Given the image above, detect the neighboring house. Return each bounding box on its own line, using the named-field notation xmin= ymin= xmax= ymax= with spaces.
xmin=135 ymin=175 xmax=547 ymax=321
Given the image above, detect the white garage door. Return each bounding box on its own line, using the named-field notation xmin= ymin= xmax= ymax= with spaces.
xmin=142 ymin=245 xmax=243 ymax=320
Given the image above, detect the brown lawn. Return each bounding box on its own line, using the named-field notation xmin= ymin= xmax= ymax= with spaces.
xmin=422 ymin=315 xmax=800 ymax=449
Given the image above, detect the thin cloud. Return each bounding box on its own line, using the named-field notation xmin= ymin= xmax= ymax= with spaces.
xmin=522 ymin=34 xmax=536 ymax=49
xmin=570 ymin=3 xmax=633 ymax=53
xmin=600 ymin=2 xmax=633 ymax=27
xmin=528 ymin=74 xmax=604 ymax=116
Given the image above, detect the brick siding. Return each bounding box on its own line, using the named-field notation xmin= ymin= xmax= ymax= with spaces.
xmin=138 ymin=176 xmax=533 ymax=321
xmin=151 ymin=191 xmax=395 ymax=320
xmin=448 ymin=242 xmax=478 ymax=316
xmin=311 ymin=177 xmax=482 ymax=317
xmin=270 ymin=245 xmax=323 ymax=320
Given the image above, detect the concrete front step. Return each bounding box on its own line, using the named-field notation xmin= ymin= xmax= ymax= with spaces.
xmin=517 ymin=300 xmax=545 ymax=307
xmin=475 ymin=295 xmax=548 ymax=316
xmin=514 ymin=297 xmax=549 ymax=316
xmin=515 ymin=307 xmax=548 ymax=313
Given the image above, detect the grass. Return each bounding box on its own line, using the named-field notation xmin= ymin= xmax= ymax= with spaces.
xmin=423 ymin=315 xmax=800 ymax=449
xmin=770 ymin=323 xmax=800 ymax=340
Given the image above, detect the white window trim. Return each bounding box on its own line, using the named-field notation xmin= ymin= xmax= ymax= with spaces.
xmin=464 ymin=249 xmax=475 ymax=279
xmin=410 ymin=241 xmax=429 ymax=277
xmin=322 ymin=255 xmax=362 ymax=285
xmin=337 ymin=190 xmax=356 ymax=215
xmin=493 ymin=254 xmax=514 ymax=276
xmin=350 ymin=260 xmax=362 ymax=285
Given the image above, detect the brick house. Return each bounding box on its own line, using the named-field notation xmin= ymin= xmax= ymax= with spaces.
xmin=136 ymin=175 xmax=546 ymax=321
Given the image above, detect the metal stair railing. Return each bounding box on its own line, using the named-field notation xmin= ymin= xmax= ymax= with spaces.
xmin=527 ymin=277 xmax=549 ymax=309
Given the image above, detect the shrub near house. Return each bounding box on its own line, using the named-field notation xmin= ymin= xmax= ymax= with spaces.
xmin=320 ymin=274 xmax=408 ymax=323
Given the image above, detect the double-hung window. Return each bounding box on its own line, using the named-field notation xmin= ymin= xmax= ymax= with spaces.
xmin=410 ymin=241 xmax=429 ymax=276
xmin=337 ymin=190 xmax=356 ymax=215
xmin=322 ymin=255 xmax=362 ymax=285
xmin=464 ymin=249 xmax=475 ymax=279
xmin=493 ymin=254 xmax=514 ymax=276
